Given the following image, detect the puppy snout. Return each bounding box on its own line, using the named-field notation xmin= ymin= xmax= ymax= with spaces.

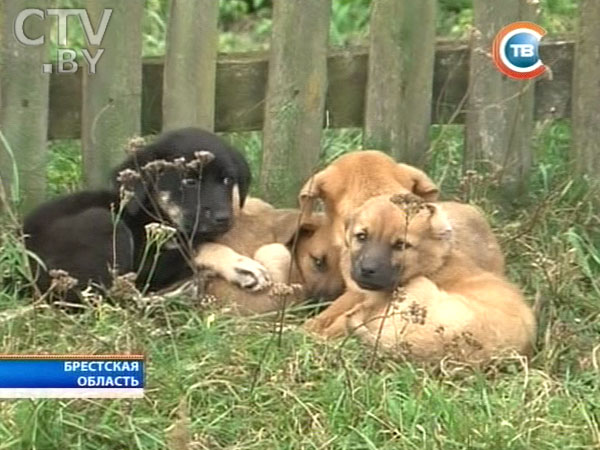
xmin=213 ymin=211 xmax=231 ymax=228
xmin=359 ymin=261 xmax=378 ymax=278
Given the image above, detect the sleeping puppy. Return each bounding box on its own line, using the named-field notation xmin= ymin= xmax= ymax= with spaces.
xmin=23 ymin=127 xmax=252 ymax=298
xmin=340 ymin=196 xmax=535 ymax=364
xmin=194 ymin=198 xmax=344 ymax=315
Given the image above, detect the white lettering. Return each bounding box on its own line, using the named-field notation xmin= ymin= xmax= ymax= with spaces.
xmin=79 ymin=9 xmax=112 ymax=46
xmin=510 ymin=44 xmax=535 ymax=58
xmin=57 ymin=49 xmax=78 ymax=73
xmin=14 ymin=9 xmax=45 ymax=46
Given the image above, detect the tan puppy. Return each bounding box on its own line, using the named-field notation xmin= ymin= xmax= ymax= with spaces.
xmin=337 ymin=196 xmax=535 ymax=363
xmin=304 ymin=200 xmax=505 ymax=333
xmin=194 ymin=198 xmax=344 ymax=314
xmin=299 ymin=150 xmax=439 ymax=245
xmin=301 ymin=150 xmax=504 ymax=332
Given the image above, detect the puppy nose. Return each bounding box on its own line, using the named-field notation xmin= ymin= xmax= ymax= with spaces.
xmin=213 ymin=211 xmax=231 ymax=227
xmin=359 ymin=262 xmax=377 ymax=277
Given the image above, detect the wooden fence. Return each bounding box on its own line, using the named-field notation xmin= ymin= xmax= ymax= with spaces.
xmin=0 ymin=0 xmax=598 ymax=211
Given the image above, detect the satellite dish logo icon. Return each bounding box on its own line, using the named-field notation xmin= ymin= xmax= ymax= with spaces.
xmin=492 ymin=21 xmax=547 ymax=80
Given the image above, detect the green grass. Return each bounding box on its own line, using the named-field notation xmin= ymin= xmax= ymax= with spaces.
xmin=1 ymin=121 xmax=599 ymax=448
xmin=1 ymin=1 xmax=596 ymax=447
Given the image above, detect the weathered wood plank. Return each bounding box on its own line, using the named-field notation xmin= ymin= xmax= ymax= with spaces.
xmin=259 ymin=0 xmax=331 ymax=207
xmin=47 ymin=40 xmax=575 ymax=139
xmin=81 ymin=0 xmax=144 ymax=188
xmin=162 ymin=0 xmax=218 ymax=131
xmin=465 ymin=0 xmax=537 ymax=196
xmin=0 ymin=0 xmax=50 ymax=212
xmin=572 ymin=0 xmax=600 ymax=184
xmin=364 ymin=0 xmax=436 ymax=165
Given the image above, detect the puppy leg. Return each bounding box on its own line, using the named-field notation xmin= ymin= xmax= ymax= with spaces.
xmin=253 ymin=243 xmax=292 ymax=283
xmin=195 ymin=243 xmax=271 ymax=291
xmin=304 ymin=290 xmax=365 ymax=338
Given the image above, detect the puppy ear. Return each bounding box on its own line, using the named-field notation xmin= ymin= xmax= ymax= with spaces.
xmin=285 ymin=216 xmax=320 ymax=247
xmin=231 ymin=149 xmax=251 ymax=208
xmin=298 ymin=166 xmax=331 ymax=220
xmin=273 ymin=210 xmax=302 ymax=244
xmin=425 ymin=203 xmax=452 ymax=240
xmin=343 ymin=216 xmax=355 ymax=247
xmin=397 ymin=163 xmax=439 ymax=201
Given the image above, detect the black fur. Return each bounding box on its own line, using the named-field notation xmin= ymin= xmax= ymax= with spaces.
xmin=23 ymin=128 xmax=251 ymax=298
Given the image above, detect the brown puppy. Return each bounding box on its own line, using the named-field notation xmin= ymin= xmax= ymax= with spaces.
xmin=194 ymin=198 xmax=343 ymax=314
xmin=299 ymin=150 xmax=439 ymax=245
xmin=304 ymin=200 xmax=505 ymax=333
xmin=301 ymin=150 xmax=504 ymax=332
xmin=338 ymin=196 xmax=535 ymax=363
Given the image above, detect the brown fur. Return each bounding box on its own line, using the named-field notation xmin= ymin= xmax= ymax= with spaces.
xmin=299 ymin=150 xmax=439 ymax=245
xmin=301 ymin=151 xmax=505 ymax=333
xmin=321 ymin=196 xmax=536 ymax=363
xmin=194 ymin=198 xmax=344 ymax=315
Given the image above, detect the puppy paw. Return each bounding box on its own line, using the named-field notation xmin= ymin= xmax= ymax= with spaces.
xmin=227 ymin=257 xmax=271 ymax=292
xmin=303 ymin=316 xmax=332 ymax=334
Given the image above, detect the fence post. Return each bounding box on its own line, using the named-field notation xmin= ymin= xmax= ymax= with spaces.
xmin=465 ymin=0 xmax=536 ymax=196
xmin=81 ymin=0 xmax=144 ymax=189
xmin=0 ymin=0 xmax=50 ymax=212
xmin=260 ymin=0 xmax=331 ymax=207
xmin=572 ymin=0 xmax=600 ymax=188
xmin=162 ymin=0 xmax=219 ymax=132
xmin=363 ymin=0 xmax=436 ymax=165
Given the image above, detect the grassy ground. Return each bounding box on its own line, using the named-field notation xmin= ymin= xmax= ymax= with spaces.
xmin=1 ymin=1 xmax=597 ymax=448
xmin=1 ymin=122 xmax=599 ymax=449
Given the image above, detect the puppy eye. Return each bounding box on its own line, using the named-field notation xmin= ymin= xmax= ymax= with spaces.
xmin=181 ymin=178 xmax=198 ymax=187
xmin=355 ymin=231 xmax=367 ymax=242
xmin=223 ymin=176 xmax=233 ymax=186
xmin=310 ymin=255 xmax=327 ymax=272
xmin=393 ymin=239 xmax=412 ymax=251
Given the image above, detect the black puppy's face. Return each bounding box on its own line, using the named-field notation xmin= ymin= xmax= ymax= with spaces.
xmin=152 ymin=161 xmax=237 ymax=239
xmin=115 ymin=128 xmax=251 ymax=241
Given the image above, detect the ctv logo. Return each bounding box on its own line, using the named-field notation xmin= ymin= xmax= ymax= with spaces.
xmin=14 ymin=8 xmax=112 ymax=75
xmin=492 ymin=21 xmax=546 ymax=80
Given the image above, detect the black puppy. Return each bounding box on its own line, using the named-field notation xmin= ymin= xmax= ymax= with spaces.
xmin=23 ymin=127 xmax=251 ymax=298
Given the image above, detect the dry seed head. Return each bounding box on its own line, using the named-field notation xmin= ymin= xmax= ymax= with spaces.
xmin=141 ymin=159 xmax=174 ymax=174
xmin=108 ymin=272 xmax=140 ymax=302
xmin=461 ymin=331 xmax=483 ymax=350
xmin=125 ymin=136 xmax=147 ymax=154
xmin=173 ymin=157 xmax=187 ymax=171
xmin=392 ymin=286 xmax=408 ymax=303
xmin=48 ymin=269 xmax=78 ymax=292
xmin=194 ymin=150 xmax=215 ymax=165
xmin=198 ymin=294 xmax=218 ymax=307
xmin=116 ymin=169 xmax=141 ymax=188
xmin=400 ymin=301 xmax=427 ymax=325
xmin=119 ymin=186 xmax=134 ymax=205
xmin=389 ymin=193 xmax=426 ymax=218
xmin=269 ymin=282 xmax=303 ymax=298
xmin=145 ymin=222 xmax=177 ymax=242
